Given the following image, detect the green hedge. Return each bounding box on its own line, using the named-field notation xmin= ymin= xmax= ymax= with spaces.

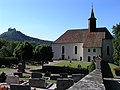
xmin=0 ymin=57 xmax=19 ymax=67
xmin=88 ymin=62 xmax=96 ymax=72
xmin=42 ymin=65 xmax=89 ymax=75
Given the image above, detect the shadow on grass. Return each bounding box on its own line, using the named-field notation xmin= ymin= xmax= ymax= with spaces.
xmin=101 ymin=60 xmax=113 ymax=78
xmin=101 ymin=60 xmax=120 ymax=90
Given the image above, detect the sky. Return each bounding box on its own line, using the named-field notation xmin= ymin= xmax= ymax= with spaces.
xmin=0 ymin=0 xmax=120 ymax=41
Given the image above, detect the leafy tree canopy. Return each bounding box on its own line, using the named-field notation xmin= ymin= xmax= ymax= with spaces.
xmin=112 ymin=23 xmax=120 ymax=65
xmin=13 ymin=41 xmax=33 ymax=61
xmin=34 ymin=44 xmax=53 ymax=65
xmin=0 ymin=38 xmax=18 ymax=57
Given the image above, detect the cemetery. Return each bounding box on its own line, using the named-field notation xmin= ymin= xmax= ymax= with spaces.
xmin=0 ymin=59 xmax=119 ymax=90
xmin=0 ymin=60 xmax=99 ymax=90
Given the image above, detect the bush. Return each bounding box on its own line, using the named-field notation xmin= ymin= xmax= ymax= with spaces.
xmin=0 ymin=57 xmax=19 ymax=67
xmin=88 ymin=62 xmax=96 ymax=72
xmin=42 ymin=66 xmax=89 ymax=75
xmin=0 ymin=72 xmax=6 ymax=83
xmin=77 ymin=64 xmax=81 ymax=69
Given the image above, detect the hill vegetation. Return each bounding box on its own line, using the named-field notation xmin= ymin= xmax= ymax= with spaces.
xmin=0 ymin=28 xmax=52 ymax=45
xmin=0 ymin=28 xmax=53 ymax=67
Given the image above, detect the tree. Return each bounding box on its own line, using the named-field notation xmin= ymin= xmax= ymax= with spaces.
xmin=112 ymin=23 xmax=120 ymax=65
xmin=0 ymin=38 xmax=6 ymax=49
xmin=34 ymin=44 xmax=53 ymax=66
xmin=13 ymin=41 xmax=33 ymax=68
xmin=0 ymin=46 xmax=12 ymax=57
xmin=6 ymin=41 xmax=18 ymax=56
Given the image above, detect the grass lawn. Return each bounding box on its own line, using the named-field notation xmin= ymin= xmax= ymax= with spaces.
xmin=54 ymin=60 xmax=92 ymax=69
xmin=46 ymin=79 xmax=57 ymax=84
xmin=0 ymin=68 xmax=13 ymax=72
xmin=26 ymin=65 xmax=39 ymax=69
xmin=0 ymin=65 xmax=38 ymax=72
xmin=109 ymin=63 xmax=118 ymax=77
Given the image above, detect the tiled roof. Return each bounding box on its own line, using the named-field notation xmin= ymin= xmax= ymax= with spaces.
xmin=53 ymin=27 xmax=113 ymax=48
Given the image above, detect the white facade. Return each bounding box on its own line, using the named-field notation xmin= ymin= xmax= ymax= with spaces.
xmin=52 ymin=43 xmax=83 ymax=60
xmin=83 ymin=48 xmax=101 ymax=62
xmin=52 ymin=43 xmax=105 ymax=62
xmin=52 ymin=41 xmax=113 ymax=62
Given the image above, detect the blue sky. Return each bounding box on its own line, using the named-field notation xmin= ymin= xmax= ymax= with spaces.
xmin=0 ymin=0 xmax=120 ymax=41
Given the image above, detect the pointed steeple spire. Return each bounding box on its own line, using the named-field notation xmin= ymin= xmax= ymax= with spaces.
xmin=88 ymin=6 xmax=97 ymax=32
xmin=90 ymin=8 xmax=95 ymax=18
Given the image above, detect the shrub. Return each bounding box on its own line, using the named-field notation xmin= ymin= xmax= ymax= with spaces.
xmin=77 ymin=64 xmax=81 ymax=69
xmin=88 ymin=62 xmax=96 ymax=72
xmin=0 ymin=72 xmax=6 ymax=83
xmin=42 ymin=66 xmax=89 ymax=75
xmin=0 ymin=57 xmax=19 ymax=67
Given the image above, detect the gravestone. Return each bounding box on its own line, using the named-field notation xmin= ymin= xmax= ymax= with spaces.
xmin=17 ymin=63 xmax=25 ymax=73
xmin=44 ymin=71 xmax=51 ymax=77
xmin=60 ymin=73 xmax=68 ymax=78
xmin=57 ymin=78 xmax=74 ymax=90
xmin=29 ymin=78 xmax=46 ymax=88
xmin=72 ymin=74 xmax=85 ymax=82
xmin=14 ymin=72 xmax=23 ymax=77
xmin=50 ymin=74 xmax=60 ymax=80
xmin=31 ymin=72 xmax=42 ymax=78
xmin=10 ymin=84 xmax=31 ymax=90
xmin=6 ymin=75 xmax=19 ymax=85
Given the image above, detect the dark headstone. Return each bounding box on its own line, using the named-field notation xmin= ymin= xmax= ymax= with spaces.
xmin=57 ymin=78 xmax=74 ymax=90
xmin=50 ymin=74 xmax=60 ymax=80
xmin=14 ymin=72 xmax=23 ymax=77
xmin=44 ymin=71 xmax=51 ymax=77
xmin=17 ymin=63 xmax=25 ymax=73
xmin=29 ymin=78 xmax=46 ymax=88
xmin=10 ymin=84 xmax=30 ymax=90
xmin=31 ymin=72 xmax=42 ymax=78
xmin=60 ymin=73 xmax=68 ymax=78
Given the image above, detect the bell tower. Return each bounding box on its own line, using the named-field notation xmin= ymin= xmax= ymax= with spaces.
xmin=88 ymin=7 xmax=96 ymax=32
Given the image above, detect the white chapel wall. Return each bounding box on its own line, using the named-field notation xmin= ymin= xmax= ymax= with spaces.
xmin=83 ymin=48 xmax=101 ymax=62
xmin=52 ymin=43 xmax=83 ymax=60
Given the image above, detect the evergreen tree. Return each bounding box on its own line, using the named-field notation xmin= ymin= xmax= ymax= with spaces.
xmin=112 ymin=23 xmax=120 ymax=65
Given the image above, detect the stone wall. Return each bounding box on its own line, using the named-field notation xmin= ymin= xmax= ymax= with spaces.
xmin=67 ymin=69 xmax=105 ymax=90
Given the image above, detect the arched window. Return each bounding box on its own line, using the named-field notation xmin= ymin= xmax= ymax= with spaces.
xmin=88 ymin=56 xmax=91 ymax=62
xmin=75 ymin=46 xmax=77 ymax=54
xmin=62 ymin=46 xmax=64 ymax=54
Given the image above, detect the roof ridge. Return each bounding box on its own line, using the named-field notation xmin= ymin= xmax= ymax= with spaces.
xmin=68 ymin=29 xmax=88 ymax=31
